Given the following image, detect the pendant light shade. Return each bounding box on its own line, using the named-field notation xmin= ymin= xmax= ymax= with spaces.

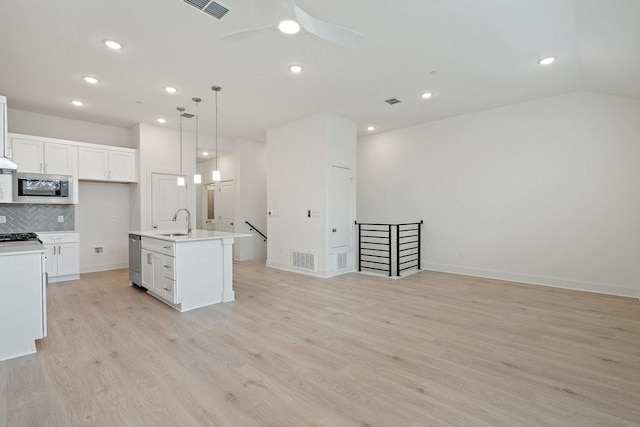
xmin=177 ymin=107 xmax=186 ymax=186
xmin=212 ymin=85 xmax=221 ymax=182
xmin=193 ymin=97 xmax=202 ymax=184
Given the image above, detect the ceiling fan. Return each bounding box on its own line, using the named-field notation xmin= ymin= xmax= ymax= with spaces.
xmin=220 ymin=0 xmax=363 ymax=48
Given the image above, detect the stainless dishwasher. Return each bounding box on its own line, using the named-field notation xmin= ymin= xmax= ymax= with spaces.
xmin=128 ymin=234 xmax=142 ymax=286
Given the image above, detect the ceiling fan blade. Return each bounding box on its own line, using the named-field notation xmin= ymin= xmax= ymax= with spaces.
xmin=220 ymin=24 xmax=275 ymax=43
xmin=293 ymin=4 xmax=363 ymax=48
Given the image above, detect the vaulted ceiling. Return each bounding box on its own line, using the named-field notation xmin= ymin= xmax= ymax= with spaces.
xmin=0 ymin=0 xmax=638 ymax=146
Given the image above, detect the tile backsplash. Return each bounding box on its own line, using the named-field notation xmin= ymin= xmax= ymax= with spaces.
xmin=0 ymin=204 xmax=75 ymax=233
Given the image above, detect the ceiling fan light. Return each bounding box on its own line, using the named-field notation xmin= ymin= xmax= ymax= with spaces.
xmin=212 ymin=170 xmax=221 ymax=181
xmin=278 ymin=19 xmax=300 ymax=34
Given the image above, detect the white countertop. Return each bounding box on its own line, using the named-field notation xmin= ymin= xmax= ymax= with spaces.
xmin=0 ymin=241 xmax=46 ymax=255
xmin=130 ymin=229 xmax=251 ymax=243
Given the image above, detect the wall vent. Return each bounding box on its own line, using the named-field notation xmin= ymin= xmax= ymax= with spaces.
xmin=183 ymin=0 xmax=229 ymax=20
xmin=337 ymin=252 xmax=348 ymax=270
xmin=385 ymin=97 xmax=401 ymax=105
xmin=292 ymin=250 xmax=316 ymax=271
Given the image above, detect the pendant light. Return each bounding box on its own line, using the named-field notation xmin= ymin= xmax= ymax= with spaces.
xmin=192 ymin=97 xmax=202 ymax=184
xmin=211 ymin=85 xmax=221 ymax=182
xmin=177 ymin=107 xmax=186 ymax=186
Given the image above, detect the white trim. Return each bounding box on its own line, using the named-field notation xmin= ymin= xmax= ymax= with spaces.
xmin=423 ymin=261 xmax=639 ymax=298
xmin=80 ymin=262 xmax=127 ymax=274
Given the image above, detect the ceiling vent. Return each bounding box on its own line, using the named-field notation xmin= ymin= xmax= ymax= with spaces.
xmin=385 ymin=97 xmax=401 ymax=105
xmin=184 ymin=0 xmax=229 ymax=20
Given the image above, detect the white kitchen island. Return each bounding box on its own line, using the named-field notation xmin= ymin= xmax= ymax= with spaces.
xmin=131 ymin=229 xmax=250 ymax=312
xmin=0 ymin=242 xmax=47 ymax=362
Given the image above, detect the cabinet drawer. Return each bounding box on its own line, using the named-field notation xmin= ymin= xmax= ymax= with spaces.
xmin=161 ymin=276 xmax=177 ymax=304
xmin=162 ymin=255 xmax=175 ymax=280
xmin=142 ymin=237 xmax=175 ymax=256
xmin=38 ymin=233 xmax=79 ymax=245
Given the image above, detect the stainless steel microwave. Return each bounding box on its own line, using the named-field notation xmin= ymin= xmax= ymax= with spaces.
xmin=13 ymin=173 xmax=73 ymax=204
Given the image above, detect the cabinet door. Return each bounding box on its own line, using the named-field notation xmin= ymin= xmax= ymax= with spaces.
xmin=141 ymin=249 xmax=154 ymax=289
xmin=10 ymin=138 xmax=44 ymax=173
xmin=141 ymin=249 xmax=165 ymax=295
xmin=109 ymin=150 xmax=137 ymax=182
xmin=56 ymin=243 xmax=79 ymax=277
xmin=45 ymin=143 xmax=77 ymax=176
xmin=78 ymin=147 xmax=109 ymax=180
xmin=43 ymin=244 xmax=58 ymax=277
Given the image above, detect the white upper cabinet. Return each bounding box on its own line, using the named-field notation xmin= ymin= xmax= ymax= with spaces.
xmin=9 ymin=136 xmax=78 ymax=176
xmin=79 ymin=146 xmax=137 ymax=182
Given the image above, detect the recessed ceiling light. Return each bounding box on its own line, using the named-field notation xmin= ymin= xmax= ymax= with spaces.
xmin=202 ymin=152 xmax=209 ymax=156
xmin=421 ymin=92 xmax=433 ymax=99
xmin=289 ymin=64 xmax=303 ymax=73
xmin=156 ymin=118 xmax=166 ymax=124
xmin=367 ymin=126 xmax=375 ymax=132
xmin=70 ymin=100 xmax=84 ymax=107
xmin=538 ymin=56 xmax=556 ymax=65
xmin=103 ymin=39 xmax=123 ymax=50
xmin=164 ymin=86 xmax=178 ymax=94
xmin=83 ymin=76 xmax=99 ymax=84
xmin=278 ymin=20 xmax=301 ymax=34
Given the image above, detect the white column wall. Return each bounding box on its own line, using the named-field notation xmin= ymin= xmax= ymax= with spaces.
xmin=357 ymin=91 xmax=640 ymax=297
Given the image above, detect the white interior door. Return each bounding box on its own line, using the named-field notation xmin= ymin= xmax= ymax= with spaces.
xmin=152 ymin=173 xmax=187 ymax=230
xmin=217 ymin=179 xmax=235 ymax=232
xmin=329 ymin=166 xmax=354 ymax=248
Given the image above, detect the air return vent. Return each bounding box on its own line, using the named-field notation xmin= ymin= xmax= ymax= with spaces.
xmin=337 ymin=252 xmax=348 ymax=270
xmin=292 ymin=250 xmax=316 ymax=272
xmin=385 ymin=97 xmax=401 ymax=105
xmin=184 ymin=0 xmax=229 ymax=20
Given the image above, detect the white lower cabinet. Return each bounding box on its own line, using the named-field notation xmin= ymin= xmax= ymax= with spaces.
xmin=38 ymin=232 xmax=80 ymax=282
xmin=139 ymin=235 xmax=232 ymax=312
xmin=141 ymin=238 xmax=177 ymax=304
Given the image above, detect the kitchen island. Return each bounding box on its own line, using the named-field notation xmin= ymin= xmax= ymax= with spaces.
xmin=130 ymin=229 xmax=250 ymax=312
xmin=0 ymin=241 xmax=47 ymax=362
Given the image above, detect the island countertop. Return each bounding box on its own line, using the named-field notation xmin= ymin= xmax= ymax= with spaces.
xmin=130 ymin=229 xmax=251 ymax=243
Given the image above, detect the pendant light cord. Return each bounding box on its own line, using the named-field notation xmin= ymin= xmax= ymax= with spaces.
xmin=215 ymin=89 xmax=218 ymax=171
xmin=178 ymin=107 xmax=184 ymax=177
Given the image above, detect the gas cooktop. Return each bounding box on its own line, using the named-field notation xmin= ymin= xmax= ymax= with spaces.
xmin=0 ymin=232 xmax=40 ymax=242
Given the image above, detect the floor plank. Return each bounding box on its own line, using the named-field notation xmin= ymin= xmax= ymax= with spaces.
xmin=1 ymin=263 xmax=639 ymax=426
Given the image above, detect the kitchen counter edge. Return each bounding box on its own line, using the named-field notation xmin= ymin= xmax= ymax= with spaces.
xmin=130 ymin=230 xmax=251 ymax=243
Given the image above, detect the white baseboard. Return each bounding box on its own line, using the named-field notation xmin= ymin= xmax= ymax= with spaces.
xmin=80 ymin=262 xmax=128 ymax=274
xmin=423 ymin=261 xmax=639 ymax=298
xmin=266 ymin=260 xmax=329 ymax=278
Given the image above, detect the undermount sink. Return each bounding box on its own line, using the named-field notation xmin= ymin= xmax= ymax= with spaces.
xmin=157 ymin=233 xmax=189 ymax=237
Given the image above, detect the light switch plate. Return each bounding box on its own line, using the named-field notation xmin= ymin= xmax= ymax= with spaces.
xmin=0 ymin=215 xmax=6 ymax=224
xmin=58 ymin=215 xmax=64 ymax=223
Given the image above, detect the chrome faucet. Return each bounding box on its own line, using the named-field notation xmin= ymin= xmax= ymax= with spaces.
xmin=172 ymin=208 xmax=192 ymax=235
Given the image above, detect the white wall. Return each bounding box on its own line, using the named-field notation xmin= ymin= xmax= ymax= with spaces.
xmin=197 ymin=138 xmax=267 ymax=261
xmin=267 ymin=112 xmax=356 ymax=277
xmin=131 ymin=123 xmax=197 ymax=231
xmin=8 ymin=108 xmax=131 ymax=147
xmin=76 ymin=182 xmax=131 ymax=272
xmin=358 ymin=91 xmax=640 ymax=297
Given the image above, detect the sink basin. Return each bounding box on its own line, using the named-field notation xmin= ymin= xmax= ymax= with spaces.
xmin=157 ymin=233 xmax=189 ymax=237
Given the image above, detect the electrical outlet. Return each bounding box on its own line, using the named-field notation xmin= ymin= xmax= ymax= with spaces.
xmin=0 ymin=215 xmax=6 ymax=224
xmin=58 ymin=215 xmax=64 ymax=223
xmin=94 ymin=247 xmax=103 ymax=254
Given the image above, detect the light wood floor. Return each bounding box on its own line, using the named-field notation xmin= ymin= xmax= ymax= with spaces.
xmin=1 ymin=263 xmax=639 ymax=426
